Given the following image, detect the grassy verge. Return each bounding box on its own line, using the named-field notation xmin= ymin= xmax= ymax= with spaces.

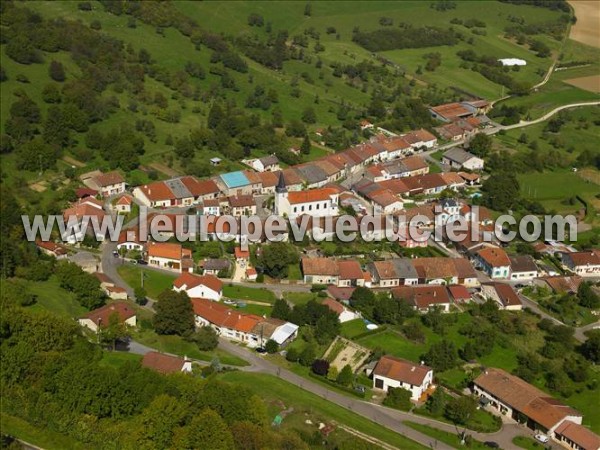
xmin=283 ymin=291 xmax=319 ymax=306
xmin=340 ymin=318 xmax=368 ymax=339
xmin=405 ymin=422 xmax=489 ymax=450
xmin=117 ymin=265 xmax=176 ymax=298
xmin=513 ymin=436 xmax=546 ymax=450
xmin=0 ymin=412 xmax=87 ymax=450
xmin=98 ymin=351 xmax=143 ymax=368
xmin=219 ymin=372 xmax=428 ymax=450
xmin=27 ymin=276 xmax=87 ymax=318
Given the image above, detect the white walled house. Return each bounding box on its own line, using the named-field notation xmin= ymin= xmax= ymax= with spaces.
xmin=90 ymin=171 xmax=126 ymax=198
xmin=142 ymin=352 xmax=193 ymax=375
xmin=372 ymin=356 xmax=434 ymax=401
xmin=276 ymin=186 xmax=339 ymax=220
xmin=147 ymin=242 xmax=193 ymax=273
xmin=322 ymin=298 xmax=359 ymax=323
xmin=481 ymin=283 xmax=523 ymax=311
xmin=173 ymin=273 xmax=223 ymax=301
xmin=117 ymin=229 xmax=144 ymax=252
xmin=509 ymin=255 xmax=539 ymax=281
xmin=475 ymin=247 xmax=511 ymax=279
xmin=442 ymin=148 xmax=484 ymax=171
xmin=561 ymin=251 xmax=600 ymax=278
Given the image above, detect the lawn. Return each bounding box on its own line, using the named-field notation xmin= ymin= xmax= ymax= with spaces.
xmin=513 ymin=436 xmax=546 ymax=450
xmin=236 ymin=302 xmax=272 ymax=317
xmin=0 ymin=412 xmax=87 ymax=450
xmin=117 ymin=265 xmax=176 ymax=299
xmin=219 ymin=372 xmax=427 ymax=450
xmin=132 ymin=329 xmax=249 ymax=367
xmin=223 ymin=284 xmax=277 ymax=303
xmin=27 ymin=276 xmax=87 ymax=318
xmin=283 ymin=291 xmax=319 ymax=306
xmin=405 ymin=422 xmax=489 ymax=450
xmin=341 ymin=318 xmax=369 ymax=339
xmin=98 ymin=351 xmax=143 ymax=368
xmin=286 ymin=263 xmax=302 ymax=281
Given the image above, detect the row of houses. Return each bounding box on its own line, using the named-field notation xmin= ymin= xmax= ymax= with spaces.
xmin=131 ymin=129 xmax=439 ymax=208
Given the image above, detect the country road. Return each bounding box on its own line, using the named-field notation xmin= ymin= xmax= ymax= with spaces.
xmin=501 ymin=101 xmax=600 ymax=131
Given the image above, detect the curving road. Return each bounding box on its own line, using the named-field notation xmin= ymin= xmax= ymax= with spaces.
xmin=500 ymin=101 xmax=600 ymax=131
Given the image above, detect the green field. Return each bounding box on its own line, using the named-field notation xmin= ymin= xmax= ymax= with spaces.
xmin=98 ymin=351 xmax=143 ymax=368
xmin=405 ymin=422 xmax=488 ymax=450
xmin=513 ymin=436 xmax=546 ymax=450
xmin=283 ymin=291 xmax=320 ymax=306
xmin=27 ymin=276 xmax=88 ymax=318
xmin=117 ymin=265 xmax=176 ymax=299
xmin=340 ymin=318 xmax=369 ymax=339
xmin=223 ymin=284 xmax=277 ymax=303
xmin=219 ymin=372 xmax=427 ymax=450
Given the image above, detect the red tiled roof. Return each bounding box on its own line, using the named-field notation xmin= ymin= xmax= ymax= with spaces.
xmin=392 ymin=285 xmax=451 ymax=309
xmin=191 ymin=298 xmax=262 ymax=333
xmin=257 ymin=171 xmax=279 ymax=188
xmin=180 ymin=176 xmax=220 ymax=197
xmin=142 ymin=351 xmax=187 ymax=374
xmin=94 ymin=171 xmax=124 ymax=187
xmin=488 ymin=283 xmax=521 ymax=307
xmin=448 ymin=285 xmax=471 ymax=300
xmin=338 ymin=260 xmax=363 ymax=280
xmin=137 ymin=181 xmax=175 ymax=202
xmin=554 ymin=421 xmax=600 ymax=450
xmin=235 ymin=247 xmax=250 ymax=259
xmin=35 ymin=239 xmax=67 ymax=256
xmin=431 ymin=102 xmax=471 ymax=120
xmin=228 ymin=195 xmax=255 ymax=208
xmin=288 ymin=188 xmax=337 ymax=205
xmin=83 ymin=302 xmax=135 ymax=325
xmin=477 ymin=247 xmax=510 ymax=267
xmin=302 ymin=257 xmax=338 ymax=276
xmin=373 ymin=356 xmax=432 ymax=385
xmin=322 ymin=297 xmax=345 ymax=315
xmin=116 ymin=195 xmax=132 ymax=205
xmin=173 ymin=273 xmax=222 ymax=293
xmin=75 ymin=188 xmax=98 ymax=198
xmin=147 ymin=242 xmax=185 ymax=260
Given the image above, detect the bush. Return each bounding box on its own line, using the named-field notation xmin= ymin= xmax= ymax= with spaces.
xmin=265 ymin=339 xmax=279 ymax=354
xmin=311 ymin=359 xmax=329 ymax=376
xmin=285 ymin=347 xmax=299 ymax=362
xmin=383 ymin=387 xmax=412 ymax=411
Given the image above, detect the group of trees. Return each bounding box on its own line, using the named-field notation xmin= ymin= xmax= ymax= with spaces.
xmin=258 ymin=242 xmax=299 ymax=279
xmin=352 ymin=26 xmax=458 ymax=52
xmin=2 ymin=305 xmax=312 ymax=449
xmin=55 ymin=261 xmax=106 ymax=310
xmin=272 ymin=299 xmax=340 ymax=345
xmin=350 ymin=287 xmax=417 ymax=325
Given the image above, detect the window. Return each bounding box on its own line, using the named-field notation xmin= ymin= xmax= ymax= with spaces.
xmin=375 ymin=378 xmax=384 ymax=389
xmin=293 ymin=207 xmax=297 ymax=213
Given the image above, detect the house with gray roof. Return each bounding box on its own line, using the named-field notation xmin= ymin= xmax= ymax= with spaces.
xmin=442 ymin=148 xmax=484 ymax=171
xmin=295 ymin=164 xmax=329 ymax=188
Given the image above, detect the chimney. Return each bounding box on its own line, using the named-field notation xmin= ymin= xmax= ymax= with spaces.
xmin=411 ymin=367 xmax=415 ymax=372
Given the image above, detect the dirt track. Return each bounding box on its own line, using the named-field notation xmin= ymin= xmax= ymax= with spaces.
xmin=568 ymin=1 xmax=600 ymax=48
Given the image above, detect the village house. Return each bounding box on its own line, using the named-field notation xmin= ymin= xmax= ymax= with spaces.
xmin=275 ymin=176 xmax=339 ymax=220
xmin=89 ymin=171 xmax=126 ymax=198
xmin=359 ymin=119 xmax=374 ymax=131
xmin=411 ymin=257 xmax=478 ymax=287
xmin=475 ymin=247 xmax=511 ymax=279
xmin=509 ymin=255 xmax=539 ymax=281
xmin=117 ymin=228 xmax=144 ymax=253
xmin=133 ymin=176 xmax=217 ymax=208
xmin=448 ymin=285 xmax=472 ymax=303
xmin=553 ymin=420 xmax=600 ymax=450
xmin=337 ymin=259 xmax=366 ymax=287
xmin=35 ymin=239 xmax=68 ymax=259
xmin=94 ymin=273 xmax=128 ymax=300
xmin=372 ymin=356 xmax=434 ymax=401
xmin=302 ymin=257 xmax=340 ymax=285
xmin=368 ymin=259 xmax=419 ymax=287
xmin=192 ymin=298 xmax=298 ymax=348
xmin=481 ymin=283 xmax=523 ymax=311
xmin=62 ymin=197 xmax=106 ymax=243
xmin=295 ymin=163 xmax=329 ymax=188
xmin=245 ymin=267 xmax=258 ymax=281
xmin=442 ymin=148 xmax=484 ymax=171
xmin=533 ymin=276 xmax=583 ymax=295
xmin=257 ymin=171 xmax=279 ymax=195
xmin=473 ymin=368 xmax=583 ymax=437
xmin=115 ymin=195 xmax=133 ymax=214
xmin=561 ymin=250 xmax=600 ymax=278
xmin=430 ymin=102 xmax=474 ymax=123
xmin=366 ymin=189 xmax=404 ymax=215
xmin=251 ymin=154 xmax=280 ymax=172
xmin=321 ymin=298 xmax=360 ymax=323
xmin=173 ymin=272 xmax=223 ymax=301
xmin=142 ymin=352 xmax=193 ymax=375
xmin=228 ymin=195 xmax=257 ymax=216
xmin=78 ymin=302 xmax=137 ymax=333
xmin=401 ymin=128 xmax=438 ymax=150
xmin=198 ymin=198 xmax=221 ymax=216
xmin=200 ymin=258 xmax=231 ymax=276
xmin=392 ymin=285 xmax=453 ymax=313
xmin=147 ymin=242 xmax=193 ymax=273
xmin=234 ymin=246 xmax=250 ymax=263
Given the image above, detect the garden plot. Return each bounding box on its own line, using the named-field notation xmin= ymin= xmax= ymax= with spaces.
xmin=323 ymin=336 xmax=371 ymax=371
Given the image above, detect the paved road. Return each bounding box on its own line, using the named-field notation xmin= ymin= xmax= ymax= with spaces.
xmin=218 ymin=339 xmax=561 ymax=450
xmin=501 ymin=101 xmax=600 ymax=131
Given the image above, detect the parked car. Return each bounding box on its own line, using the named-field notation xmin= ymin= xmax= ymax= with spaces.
xmin=112 ymin=251 xmax=119 ymax=257
xmin=534 ymin=434 xmax=549 ymax=443
xmin=255 ymin=347 xmax=267 ymax=354
xmin=136 ymin=259 xmax=148 ymax=265
xmin=484 ymin=442 xmax=499 ymax=448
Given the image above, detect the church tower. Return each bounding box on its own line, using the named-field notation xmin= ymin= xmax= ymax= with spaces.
xmin=274 ymin=171 xmax=287 ymax=216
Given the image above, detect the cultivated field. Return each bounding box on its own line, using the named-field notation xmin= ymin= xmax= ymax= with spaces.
xmin=565 ymin=74 xmax=600 ymax=93
xmin=568 ymin=1 xmax=600 ymax=48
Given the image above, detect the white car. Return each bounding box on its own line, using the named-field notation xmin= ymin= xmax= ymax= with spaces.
xmin=534 ymin=434 xmax=549 ymax=443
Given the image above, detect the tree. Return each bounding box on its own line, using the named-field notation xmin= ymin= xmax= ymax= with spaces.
xmin=265 ymin=339 xmax=279 ymax=354
xmin=311 ymin=359 xmax=329 ymax=376
xmin=135 ymin=395 xmax=187 ymax=449
xmin=327 ymin=365 xmax=339 ymax=381
xmin=134 ymin=286 xmax=147 ymax=305
xmin=481 ymin=172 xmax=520 ymax=211
xmin=336 ymin=364 xmax=353 ymax=386
xmin=192 ymin=326 xmax=219 ymax=351
xmin=299 ymin=345 xmax=316 ymax=366
xmin=577 ymin=282 xmax=600 ymax=309
xmin=349 ymin=286 xmax=376 ymax=318
xmin=580 ymin=331 xmax=600 ymax=363
xmin=208 ymin=103 xmax=224 ymax=129
xmin=304 ymin=3 xmax=312 ymax=16
xmin=5 ymin=35 xmax=41 ymax=65
xmin=301 ymin=134 xmax=311 ymax=155
xmin=49 ymin=61 xmax=66 ymax=82
xmin=301 ymin=107 xmax=316 ymax=124
xmin=383 ymin=387 xmax=412 ymax=411
xmin=99 ymin=311 xmax=130 ymax=350
xmin=423 ymin=340 xmax=459 ymax=371
xmin=468 ymin=133 xmax=492 ymax=157
xmin=427 ymin=387 xmax=446 ymax=416
xmin=271 ymin=298 xmax=291 ymax=320
xmin=174 ymin=408 xmax=235 ymax=450
xmin=285 ymin=347 xmax=299 ymax=362
xmin=153 ymin=290 xmax=195 ymax=336
xmin=445 ymin=396 xmax=476 ymax=425
xmin=259 ymin=242 xmax=298 ymax=278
